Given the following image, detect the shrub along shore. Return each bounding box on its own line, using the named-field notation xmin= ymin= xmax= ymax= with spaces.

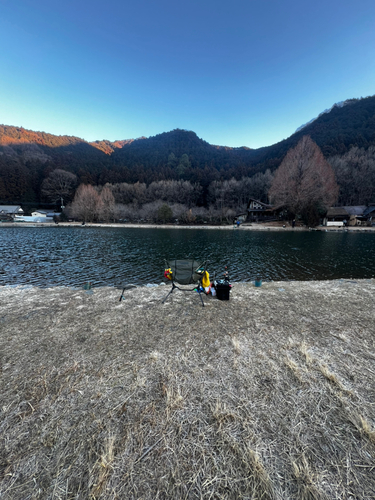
xmin=1 ymin=280 xmax=375 ymax=499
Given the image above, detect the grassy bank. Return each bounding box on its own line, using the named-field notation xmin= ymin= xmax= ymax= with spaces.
xmin=1 ymin=281 xmax=375 ymax=499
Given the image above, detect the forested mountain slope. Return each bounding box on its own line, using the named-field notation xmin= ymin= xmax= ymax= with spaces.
xmin=1 ymin=95 xmax=375 ymax=204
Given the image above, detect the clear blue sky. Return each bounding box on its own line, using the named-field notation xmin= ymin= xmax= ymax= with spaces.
xmin=1 ymin=0 xmax=374 ymax=148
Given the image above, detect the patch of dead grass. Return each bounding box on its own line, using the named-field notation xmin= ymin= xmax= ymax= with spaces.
xmin=1 ymin=280 xmax=375 ymax=499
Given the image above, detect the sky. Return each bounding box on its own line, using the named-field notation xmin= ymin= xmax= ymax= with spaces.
xmin=1 ymin=0 xmax=375 ymax=149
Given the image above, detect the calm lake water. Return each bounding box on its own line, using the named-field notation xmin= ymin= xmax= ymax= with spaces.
xmin=1 ymin=226 xmax=375 ymax=287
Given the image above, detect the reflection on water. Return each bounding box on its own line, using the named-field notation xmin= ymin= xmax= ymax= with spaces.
xmin=1 ymin=226 xmax=375 ymax=287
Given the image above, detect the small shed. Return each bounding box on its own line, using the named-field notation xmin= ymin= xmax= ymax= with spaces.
xmin=323 ymin=207 xmax=349 ymax=227
xmin=31 ymin=210 xmax=55 ymax=218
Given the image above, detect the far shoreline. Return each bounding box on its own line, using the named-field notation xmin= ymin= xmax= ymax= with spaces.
xmin=1 ymin=221 xmax=375 ymax=232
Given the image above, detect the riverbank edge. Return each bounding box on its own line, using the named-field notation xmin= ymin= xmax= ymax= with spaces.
xmin=0 ymin=277 xmax=373 ymax=293
xmin=1 ymin=222 xmax=375 ymax=232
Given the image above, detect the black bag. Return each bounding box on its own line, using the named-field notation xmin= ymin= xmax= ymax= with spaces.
xmin=214 ymin=279 xmax=231 ymax=300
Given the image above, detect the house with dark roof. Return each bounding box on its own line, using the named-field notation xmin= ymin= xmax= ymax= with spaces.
xmin=323 ymin=207 xmax=349 ymax=226
xmin=14 ymin=210 xmax=61 ymax=223
xmin=0 ymin=205 xmax=24 ymax=221
xmin=323 ymin=205 xmax=375 ymax=227
xmin=245 ymin=198 xmax=274 ymax=222
xmin=342 ymin=206 xmax=367 ymax=226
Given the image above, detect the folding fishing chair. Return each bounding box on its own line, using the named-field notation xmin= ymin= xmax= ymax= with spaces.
xmin=162 ymin=259 xmax=209 ymax=307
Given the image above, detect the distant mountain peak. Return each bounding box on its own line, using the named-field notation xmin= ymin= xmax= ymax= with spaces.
xmin=90 ymin=138 xmax=135 ymax=154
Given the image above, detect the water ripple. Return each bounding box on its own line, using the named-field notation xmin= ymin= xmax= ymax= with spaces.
xmin=1 ymin=226 xmax=375 ymax=287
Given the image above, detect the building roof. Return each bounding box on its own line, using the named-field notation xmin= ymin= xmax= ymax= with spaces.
xmin=343 ymin=206 xmax=366 ymax=216
xmin=326 ymin=207 xmax=349 ymax=218
xmin=363 ymin=205 xmax=375 ymax=217
xmin=32 ymin=210 xmax=60 ymax=217
xmin=0 ymin=205 xmax=24 ymax=214
xmin=246 ymin=198 xmax=273 ymax=210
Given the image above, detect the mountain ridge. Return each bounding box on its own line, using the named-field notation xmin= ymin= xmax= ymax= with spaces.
xmin=1 ymin=95 xmax=375 ymax=204
xmin=1 ymin=93 xmax=374 ymax=160
xmin=295 ymin=98 xmax=361 ymax=133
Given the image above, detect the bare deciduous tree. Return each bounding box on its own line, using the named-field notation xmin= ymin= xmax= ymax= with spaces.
xmin=98 ymin=186 xmax=115 ymax=222
xmin=139 ymin=201 xmax=164 ymax=222
xmin=70 ymin=184 xmax=101 ymax=222
xmin=147 ymin=180 xmax=202 ymax=207
xmin=109 ymin=182 xmax=147 ymax=206
xmin=113 ymin=204 xmax=137 ymax=222
xmin=191 ymin=206 xmax=209 ymax=224
xmin=41 ymin=169 xmax=77 ymax=204
xmin=207 ymin=179 xmax=248 ymax=222
xmin=207 ymin=173 xmax=273 ymax=217
xmin=169 ymin=203 xmax=188 ymax=220
xmin=269 ymin=136 xmax=338 ymax=225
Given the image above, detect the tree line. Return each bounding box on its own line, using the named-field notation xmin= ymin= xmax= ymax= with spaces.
xmin=329 ymin=146 xmax=375 ymax=206
xmin=46 ymin=136 xmax=345 ymax=226
xmin=2 ymin=95 xmax=375 ymax=207
xmin=2 ymin=128 xmax=375 ymax=225
xmin=54 ymin=171 xmax=274 ymax=224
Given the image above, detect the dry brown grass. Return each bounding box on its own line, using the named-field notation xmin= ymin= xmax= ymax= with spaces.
xmin=1 ymin=279 xmax=375 ymax=499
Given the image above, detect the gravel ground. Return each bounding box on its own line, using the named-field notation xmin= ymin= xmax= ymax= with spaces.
xmin=1 ymin=280 xmax=375 ymax=499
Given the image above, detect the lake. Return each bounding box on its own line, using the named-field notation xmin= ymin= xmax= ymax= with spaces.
xmin=1 ymin=226 xmax=375 ymax=287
